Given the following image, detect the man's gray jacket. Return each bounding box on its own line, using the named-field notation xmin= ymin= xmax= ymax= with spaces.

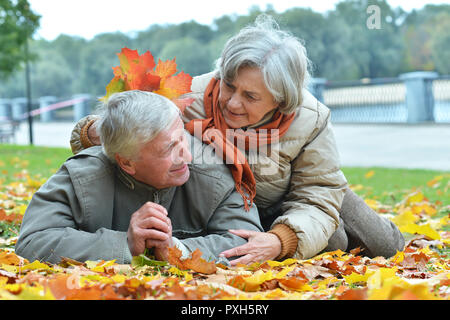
xmin=15 ymin=144 xmax=263 ymax=264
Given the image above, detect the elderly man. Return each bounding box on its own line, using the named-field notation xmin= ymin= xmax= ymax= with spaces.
xmin=15 ymin=90 xmax=263 ymax=264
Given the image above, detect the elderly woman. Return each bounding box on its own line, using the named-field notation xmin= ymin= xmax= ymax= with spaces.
xmin=71 ymin=15 xmax=404 ymax=265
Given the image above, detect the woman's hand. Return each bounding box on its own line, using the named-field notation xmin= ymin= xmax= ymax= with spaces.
xmin=219 ymin=229 xmax=281 ymax=266
xmin=88 ymin=120 xmax=101 ymax=146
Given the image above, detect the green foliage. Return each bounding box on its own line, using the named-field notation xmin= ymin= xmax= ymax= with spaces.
xmin=0 ymin=0 xmax=40 ymax=78
xmin=0 ymin=0 xmax=449 ymax=98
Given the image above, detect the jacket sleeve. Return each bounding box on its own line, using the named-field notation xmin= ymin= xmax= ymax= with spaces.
xmin=70 ymin=115 xmax=100 ymax=155
xmin=177 ymin=185 xmax=264 ymax=262
xmin=15 ymin=165 xmax=132 ymax=264
xmin=273 ymin=109 xmax=348 ymax=260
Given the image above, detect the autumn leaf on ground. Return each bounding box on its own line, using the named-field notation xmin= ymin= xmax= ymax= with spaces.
xmin=167 ymin=247 xmax=217 ymax=274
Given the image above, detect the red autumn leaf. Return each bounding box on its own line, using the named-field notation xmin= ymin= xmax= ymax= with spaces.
xmin=48 ymin=274 xmax=121 ymax=300
xmin=152 ymin=58 xmax=177 ymax=79
xmin=0 ymin=208 xmax=22 ymax=223
xmin=227 ymin=275 xmax=260 ymax=292
xmin=163 ymin=71 xmax=193 ymax=96
xmin=337 ymin=287 xmax=368 ymax=300
xmin=278 ymin=277 xmax=308 ymax=291
xmin=167 ymin=247 xmax=217 ymax=275
xmin=102 ymin=47 xmax=193 ymax=111
xmin=0 ymin=250 xmax=27 ymax=265
xmin=183 ymin=249 xmax=217 ymax=274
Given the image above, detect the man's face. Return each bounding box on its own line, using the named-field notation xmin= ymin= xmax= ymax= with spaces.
xmin=125 ymin=117 xmax=192 ymax=189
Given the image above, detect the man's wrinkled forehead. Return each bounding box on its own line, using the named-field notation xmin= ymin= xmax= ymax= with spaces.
xmin=155 ymin=117 xmax=186 ymax=152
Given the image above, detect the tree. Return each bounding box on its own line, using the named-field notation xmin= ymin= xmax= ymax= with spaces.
xmin=159 ymin=37 xmax=213 ymax=76
xmin=401 ymin=5 xmax=450 ymax=74
xmin=78 ymin=32 xmax=133 ymax=97
xmin=0 ymin=0 xmax=40 ymax=78
xmin=330 ymin=0 xmax=405 ymax=78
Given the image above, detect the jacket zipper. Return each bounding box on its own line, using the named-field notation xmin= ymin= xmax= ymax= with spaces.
xmin=153 ymin=192 xmax=160 ymax=204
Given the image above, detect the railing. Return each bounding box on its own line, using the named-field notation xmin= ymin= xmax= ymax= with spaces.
xmin=1 ymin=71 xmax=449 ymax=127
xmin=0 ymin=94 xmax=93 ymax=143
xmin=309 ymin=72 xmax=450 ymax=124
xmin=0 ymin=94 xmax=92 ymax=123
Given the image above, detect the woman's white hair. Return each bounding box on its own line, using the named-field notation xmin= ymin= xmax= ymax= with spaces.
xmin=97 ymin=90 xmax=180 ymax=162
xmin=215 ymin=14 xmax=312 ymax=114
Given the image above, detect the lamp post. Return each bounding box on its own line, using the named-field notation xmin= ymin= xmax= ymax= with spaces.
xmin=24 ymin=36 xmax=33 ymax=145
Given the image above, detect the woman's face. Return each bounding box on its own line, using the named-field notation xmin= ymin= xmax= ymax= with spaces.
xmin=218 ymin=66 xmax=279 ymax=129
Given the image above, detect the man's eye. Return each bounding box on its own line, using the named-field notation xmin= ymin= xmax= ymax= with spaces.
xmin=246 ymin=94 xmax=256 ymax=101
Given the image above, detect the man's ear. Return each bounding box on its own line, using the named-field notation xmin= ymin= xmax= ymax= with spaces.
xmin=115 ymin=154 xmax=136 ymax=175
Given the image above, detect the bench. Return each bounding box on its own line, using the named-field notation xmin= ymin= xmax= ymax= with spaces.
xmin=0 ymin=120 xmax=20 ymax=143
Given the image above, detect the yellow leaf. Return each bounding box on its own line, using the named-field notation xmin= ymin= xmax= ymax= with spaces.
xmin=365 ymin=170 xmax=375 ymax=179
xmin=391 ymin=251 xmax=405 ymax=264
xmin=266 ymin=258 xmax=297 ymax=268
xmin=427 ymin=175 xmax=443 ymax=187
xmin=16 ymin=284 xmax=55 ymax=300
xmin=406 ymin=191 xmax=425 ymax=205
xmin=21 ymin=260 xmax=51 ymax=271
xmin=399 ymin=223 xmax=441 ymax=240
xmin=367 ymin=267 xmax=398 ymax=290
xmin=168 ymin=266 xmax=193 ymax=282
xmin=411 ymin=203 xmax=437 ymax=216
xmin=110 ymin=274 xmax=128 ymax=283
xmin=274 ymin=265 xmax=297 ymax=279
xmin=264 ymin=288 xmax=287 ymax=299
xmin=365 ymin=199 xmax=379 ymax=211
xmin=245 ymin=270 xmax=274 ymax=286
xmin=391 ymin=210 xmax=418 ymax=227
xmin=85 ymin=259 xmax=116 ymax=272
xmin=344 ymin=272 xmax=372 ymax=285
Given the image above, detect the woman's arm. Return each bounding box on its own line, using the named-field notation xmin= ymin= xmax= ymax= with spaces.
xmin=70 ymin=115 xmax=101 ymax=154
xmin=273 ymin=110 xmax=348 ymax=260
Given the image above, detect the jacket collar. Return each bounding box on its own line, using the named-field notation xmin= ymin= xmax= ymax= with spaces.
xmin=115 ymin=166 xmax=174 ymax=195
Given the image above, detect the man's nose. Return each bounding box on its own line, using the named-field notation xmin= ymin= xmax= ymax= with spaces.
xmin=174 ymin=141 xmax=192 ymax=165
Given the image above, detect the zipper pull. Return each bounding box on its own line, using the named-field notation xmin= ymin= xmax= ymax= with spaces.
xmin=153 ymin=192 xmax=160 ymax=204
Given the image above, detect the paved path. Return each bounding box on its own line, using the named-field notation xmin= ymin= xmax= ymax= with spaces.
xmin=8 ymin=121 xmax=450 ymax=171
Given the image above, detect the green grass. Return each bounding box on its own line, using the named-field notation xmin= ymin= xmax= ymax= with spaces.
xmin=342 ymin=167 xmax=450 ymax=206
xmin=0 ymin=144 xmax=72 ymax=183
xmin=0 ymin=144 xmax=449 ymax=207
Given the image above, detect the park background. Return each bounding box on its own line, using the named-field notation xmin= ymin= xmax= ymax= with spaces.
xmin=0 ymin=0 xmax=449 ymax=301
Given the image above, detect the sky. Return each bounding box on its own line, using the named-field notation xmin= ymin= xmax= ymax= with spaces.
xmin=28 ymin=0 xmax=449 ymax=41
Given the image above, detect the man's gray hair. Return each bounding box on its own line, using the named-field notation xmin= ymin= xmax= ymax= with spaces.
xmin=215 ymin=14 xmax=312 ymax=114
xmin=97 ymin=90 xmax=180 ymax=162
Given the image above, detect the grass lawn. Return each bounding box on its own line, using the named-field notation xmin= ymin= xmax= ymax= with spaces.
xmin=342 ymin=167 xmax=450 ymax=207
xmin=0 ymin=144 xmax=449 ymax=204
xmin=0 ymin=144 xmax=73 ymax=183
xmin=1 ymin=143 xmax=448 ymax=204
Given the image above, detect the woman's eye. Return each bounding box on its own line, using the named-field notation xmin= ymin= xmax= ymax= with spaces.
xmin=225 ymin=82 xmax=234 ymax=89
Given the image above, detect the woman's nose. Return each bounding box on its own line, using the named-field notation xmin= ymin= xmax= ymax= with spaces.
xmin=228 ymin=93 xmax=243 ymax=110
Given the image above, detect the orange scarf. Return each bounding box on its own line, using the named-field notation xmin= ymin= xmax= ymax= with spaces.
xmin=185 ymin=78 xmax=295 ymax=211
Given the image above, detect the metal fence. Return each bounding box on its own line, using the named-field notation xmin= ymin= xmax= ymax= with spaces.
xmin=433 ymin=76 xmax=450 ymax=123
xmin=311 ymin=72 xmax=450 ymax=124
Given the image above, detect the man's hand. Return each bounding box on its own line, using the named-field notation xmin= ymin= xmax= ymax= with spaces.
xmin=219 ymin=230 xmax=281 ymax=266
xmin=127 ymin=202 xmax=172 ymax=257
